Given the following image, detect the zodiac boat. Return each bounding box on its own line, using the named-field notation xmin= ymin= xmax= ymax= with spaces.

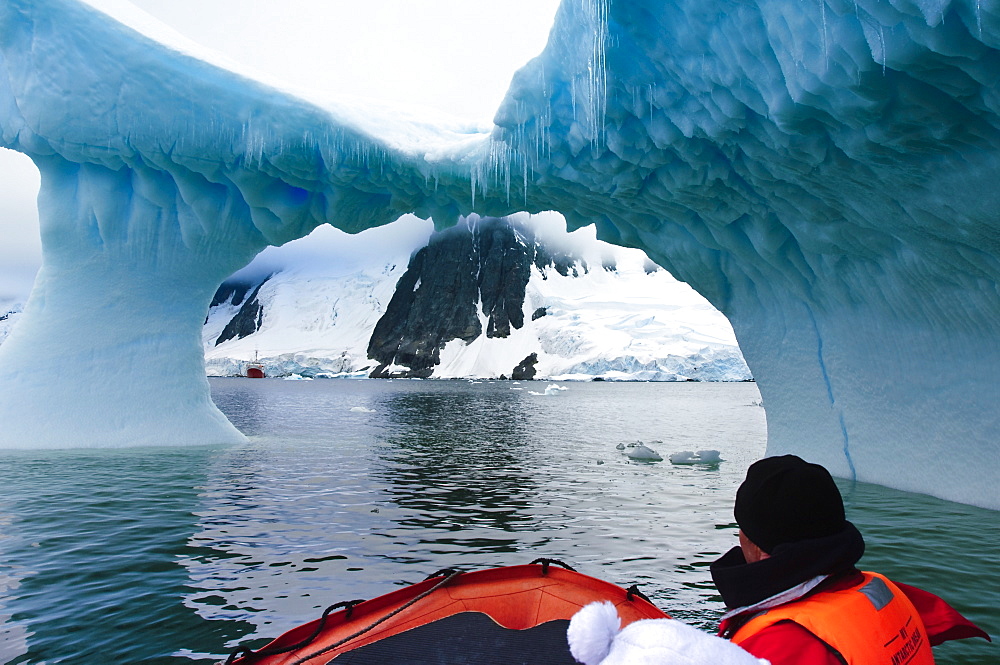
xmin=224 ymin=559 xmax=669 ymax=665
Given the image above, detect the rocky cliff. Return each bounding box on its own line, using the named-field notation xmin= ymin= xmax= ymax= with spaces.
xmin=368 ymin=217 xmax=573 ymax=378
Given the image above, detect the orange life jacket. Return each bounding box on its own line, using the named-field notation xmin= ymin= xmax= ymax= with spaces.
xmin=731 ymin=572 xmax=935 ymax=665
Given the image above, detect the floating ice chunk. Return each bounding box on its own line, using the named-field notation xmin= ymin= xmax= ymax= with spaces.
xmin=615 ymin=442 xmax=626 ymax=450
xmin=669 ymin=450 xmax=722 ymax=465
xmin=529 ymin=383 xmax=569 ymax=396
xmin=349 ymin=406 xmax=375 ymax=413
xmin=626 ymin=443 xmax=663 ymax=462
xmin=283 ymin=374 xmax=312 ymax=381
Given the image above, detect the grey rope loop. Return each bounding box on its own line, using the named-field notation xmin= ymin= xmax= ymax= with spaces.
xmin=625 ymin=584 xmax=652 ymax=604
xmin=528 ymin=558 xmax=576 ymax=574
xmin=422 ymin=567 xmax=461 ymax=580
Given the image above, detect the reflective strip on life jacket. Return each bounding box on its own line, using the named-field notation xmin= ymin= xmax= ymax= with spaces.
xmin=732 ymin=572 xmax=935 ymax=665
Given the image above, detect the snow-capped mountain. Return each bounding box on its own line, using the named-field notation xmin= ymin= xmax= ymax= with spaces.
xmin=204 ymin=213 xmax=750 ymax=381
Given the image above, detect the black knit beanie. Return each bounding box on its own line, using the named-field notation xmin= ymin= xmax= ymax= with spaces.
xmin=734 ymin=455 xmax=846 ymax=553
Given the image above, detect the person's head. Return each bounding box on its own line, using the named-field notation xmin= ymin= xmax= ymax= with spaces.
xmin=734 ymin=455 xmax=847 ymax=558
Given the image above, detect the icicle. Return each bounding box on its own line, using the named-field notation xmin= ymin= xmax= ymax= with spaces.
xmin=571 ymin=77 xmax=578 ymax=124
xmin=879 ymin=24 xmax=886 ymax=75
xmin=523 ymin=158 xmax=529 ymax=207
xmin=821 ymin=0 xmax=828 ymax=72
xmin=575 ymin=0 xmax=609 ymax=154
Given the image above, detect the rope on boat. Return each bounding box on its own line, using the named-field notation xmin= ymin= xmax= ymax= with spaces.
xmin=285 ymin=569 xmax=463 ymax=665
xmin=223 ymin=600 xmax=366 ymax=665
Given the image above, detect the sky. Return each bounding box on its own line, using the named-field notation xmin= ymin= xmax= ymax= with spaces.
xmin=0 ymin=0 xmax=562 ymax=302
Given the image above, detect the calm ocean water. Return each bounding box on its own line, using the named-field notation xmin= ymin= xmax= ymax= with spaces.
xmin=0 ymin=379 xmax=996 ymax=664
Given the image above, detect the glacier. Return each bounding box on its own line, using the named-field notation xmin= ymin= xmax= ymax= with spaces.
xmin=1 ymin=0 xmax=998 ymax=507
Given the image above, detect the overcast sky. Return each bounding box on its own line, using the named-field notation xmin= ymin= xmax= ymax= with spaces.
xmin=0 ymin=0 xmax=561 ymax=301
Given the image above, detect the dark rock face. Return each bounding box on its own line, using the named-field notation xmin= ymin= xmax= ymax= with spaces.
xmin=367 ymin=228 xmax=481 ymax=378
xmin=533 ymin=244 xmax=586 ymax=278
xmin=214 ymin=276 xmax=270 ymax=345
xmin=477 ymin=220 xmax=532 ymax=338
xmin=369 ymin=217 xmax=556 ymax=378
xmin=511 ymin=353 xmax=538 ymax=381
xmin=211 ymin=280 xmax=254 ymax=308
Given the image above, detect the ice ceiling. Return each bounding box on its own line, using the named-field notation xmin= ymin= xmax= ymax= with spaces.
xmin=1 ymin=0 xmax=998 ymax=508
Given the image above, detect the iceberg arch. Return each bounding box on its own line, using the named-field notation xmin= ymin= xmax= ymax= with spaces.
xmin=1 ymin=0 xmax=999 ymax=507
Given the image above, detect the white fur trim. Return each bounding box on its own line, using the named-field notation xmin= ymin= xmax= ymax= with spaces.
xmin=606 ymin=618 xmax=771 ymax=665
xmin=567 ymin=601 xmax=621 ymax=665
xmin=570 ymin=610 xmax=771 ymax=665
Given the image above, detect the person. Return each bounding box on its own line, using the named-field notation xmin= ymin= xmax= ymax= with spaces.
xmin=710 ymin=455 xmax=989 ymax=664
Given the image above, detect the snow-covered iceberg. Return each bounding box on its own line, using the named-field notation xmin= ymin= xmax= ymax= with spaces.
xmin=1 ymin=0 xmax=998 ymax=507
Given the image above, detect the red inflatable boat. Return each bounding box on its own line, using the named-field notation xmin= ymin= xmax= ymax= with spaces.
xmin=225 ymin=559 xmax=669 ymax=665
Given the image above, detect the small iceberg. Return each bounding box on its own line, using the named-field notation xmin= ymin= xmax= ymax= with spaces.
xmin=349 ymin=406 xmax=376 ymax=413
xmin=668 ymin=450 xmax=723 ymax=465
xmin=284 ymin=374 xmax=313 ymax=381
xmin=529 ymin=383 xmax=569 ymax=396
xmin=626 ymin=443 xmax=663 ymax=462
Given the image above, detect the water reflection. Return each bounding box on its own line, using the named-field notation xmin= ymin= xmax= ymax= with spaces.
xmin=210 ymin=382 xmax=269 ymax=435
xmin=0 ymin=509 xmax=30 ymax=665
xmin=373 ymin=387 xmax=538 ymax=551
xmin=178 ymin=435 xmax=390 ymax=649
xmin=0 ymin=448 xmax=254 ymax=664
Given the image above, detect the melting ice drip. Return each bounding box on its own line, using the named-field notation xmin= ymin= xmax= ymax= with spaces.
xmin=471 ymin=0 xmax=611 ymax=207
